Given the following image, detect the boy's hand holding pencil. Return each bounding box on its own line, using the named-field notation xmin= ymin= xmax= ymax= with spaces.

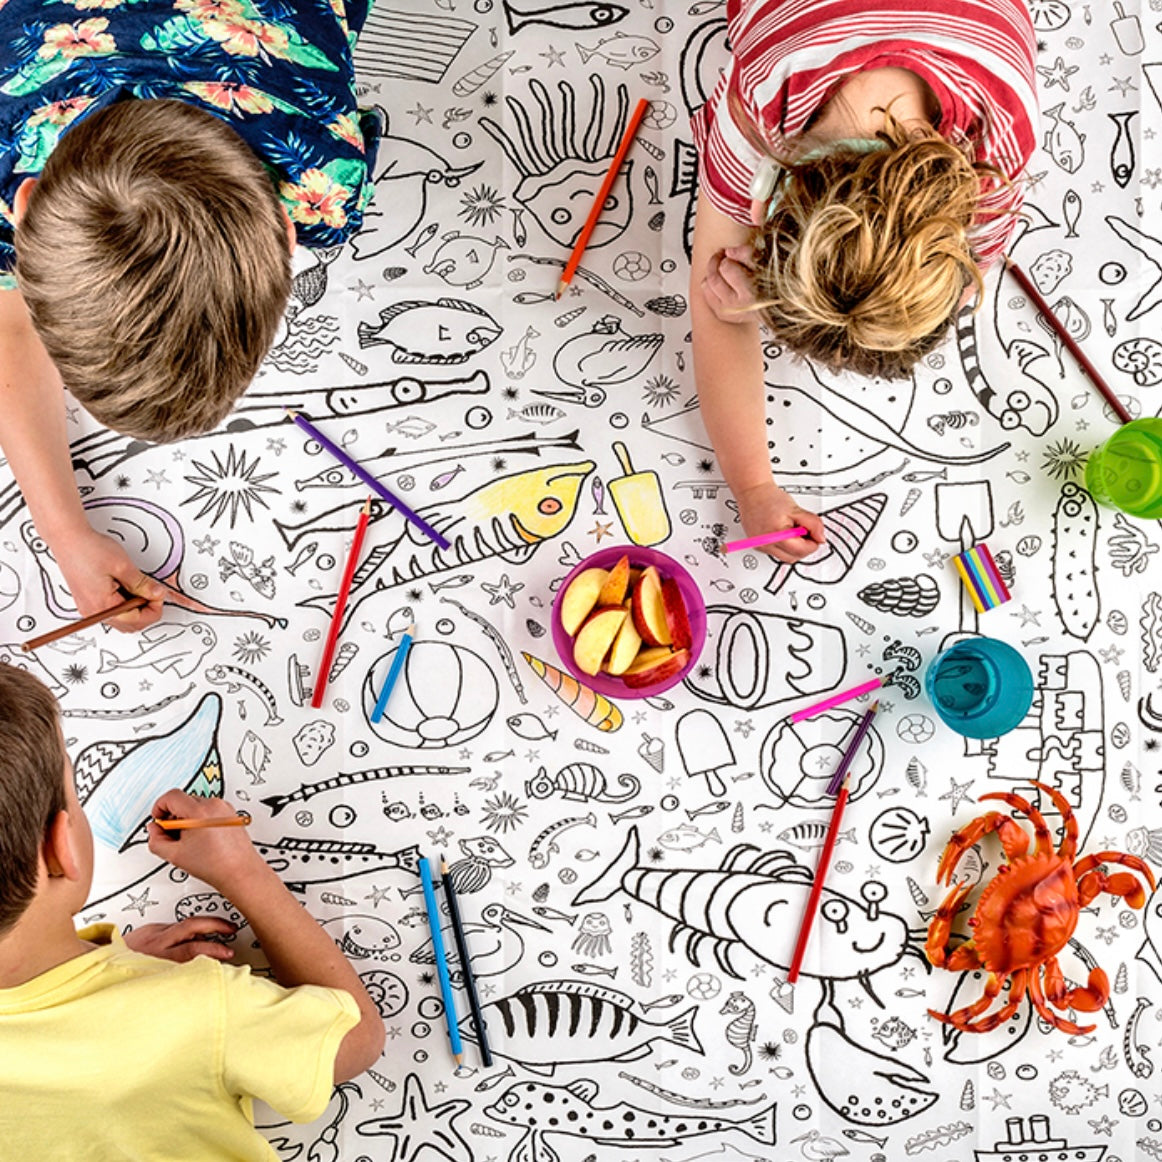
xmin=54 ymin=525 xmax=168 ymax=633
xmin=147 ymin=789 xmax=263 ymax=887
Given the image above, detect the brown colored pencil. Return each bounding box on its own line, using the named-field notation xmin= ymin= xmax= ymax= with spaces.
xmin=154 ymin=812 xmax=252 ymax=831
xmin=1003 ymin=256 xmax=1132 ymax=425
xmin=21 ymin=594 xmax=150 ymax=652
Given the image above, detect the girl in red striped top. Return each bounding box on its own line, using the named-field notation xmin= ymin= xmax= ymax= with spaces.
xmin=690 ymin=0 xmax=1038 ymax=561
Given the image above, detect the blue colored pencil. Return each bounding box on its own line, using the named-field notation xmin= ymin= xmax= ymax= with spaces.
xmin=418 ymin=857 xmax=463 ymax=1065
xmin=371 ymin=626 xmax=414 ymax=723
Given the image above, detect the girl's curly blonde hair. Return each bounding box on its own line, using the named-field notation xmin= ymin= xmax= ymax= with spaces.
xmin=743 ymin=106 xmax=1008 ymax=380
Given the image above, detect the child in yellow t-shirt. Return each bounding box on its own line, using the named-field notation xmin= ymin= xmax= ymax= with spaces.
xmin=0 ymin=662 xmax=386 ymax=1160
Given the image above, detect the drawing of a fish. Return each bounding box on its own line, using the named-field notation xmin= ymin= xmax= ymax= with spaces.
xmin=97 ymin=622 xmax=216 ymax=680
xmin=507 ymin=713 xmax=557 ymax=740
xmin=501 ymin=0 xmax=628 ymax=33
xmin=286 ymin=461 xmax=594 ymax=625
xmin=1043 ymin=103 xmax=1086 ymax=174
xmin=577 ymin=32 xmax=660 ymax=69
xmin=777 ymin=822 xmax=858 ymax=851
xmin=657 ymin=823 xmax=721 ymax=852
xmin=467 ymin=980 xmax=702 ymax=1071
xmin=254 ymin=837 xmax=421 ymax=891
xmin=356 ymin=298 xmax=501 ymax=363
xmin=260 ymin=764 xmax=470 ymax=816
xmin=485 ymin=1078 xmax=776 ymax=1150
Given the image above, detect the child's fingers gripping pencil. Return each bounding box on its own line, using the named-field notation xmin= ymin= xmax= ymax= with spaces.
xmin=21 ymin=594 xmax=149 ymax=651
xmin=154 ymin=812 xmax=252 ymax=832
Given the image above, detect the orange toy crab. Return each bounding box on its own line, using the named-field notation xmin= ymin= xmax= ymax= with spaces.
xmin=926 ymin=780 xmax=1155 ymax=1035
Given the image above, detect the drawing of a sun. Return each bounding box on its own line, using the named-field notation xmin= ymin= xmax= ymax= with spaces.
xmin=183 ymin=446 xmax=279 ymax=528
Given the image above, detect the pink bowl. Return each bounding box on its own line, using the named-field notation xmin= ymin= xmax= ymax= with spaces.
xmin=550 ymin=546 xmax=707 ymax=699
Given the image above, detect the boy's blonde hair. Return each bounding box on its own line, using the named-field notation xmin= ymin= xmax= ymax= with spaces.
xmin=743 ymin=107 xmax=1007 ymax=379
xmin=0 ymin=665 xmax=67 ymax=935
xmin=15 ymin=99 xmax=292 ymax=441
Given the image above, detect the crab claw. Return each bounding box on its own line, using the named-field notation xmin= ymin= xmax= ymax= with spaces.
xmin=806 ymin=1018 xmax=938 ymax=1126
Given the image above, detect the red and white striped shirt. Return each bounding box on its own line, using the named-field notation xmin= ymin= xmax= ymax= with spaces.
xmin=690 ymin=0 xmax=1038 ymax=269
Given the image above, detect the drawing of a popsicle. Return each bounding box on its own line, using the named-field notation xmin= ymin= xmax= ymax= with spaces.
xmin=609 ymin=441 xmax=671 ymax=546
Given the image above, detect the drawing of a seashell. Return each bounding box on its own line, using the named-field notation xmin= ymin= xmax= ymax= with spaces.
xmin=857 ymin=575 xmax=940 ymax=617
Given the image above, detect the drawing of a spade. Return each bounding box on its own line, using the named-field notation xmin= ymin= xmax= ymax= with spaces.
xmin=935 ymin=482 xmax=994 ymax=649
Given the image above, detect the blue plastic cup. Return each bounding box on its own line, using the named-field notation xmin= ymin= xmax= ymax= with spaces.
xmin=924 ymin=638 xmax=1034 ymax=739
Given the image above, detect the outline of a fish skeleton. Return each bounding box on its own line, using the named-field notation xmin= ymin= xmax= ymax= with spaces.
xmin=290 ymin=460 xmax=595 ymax=628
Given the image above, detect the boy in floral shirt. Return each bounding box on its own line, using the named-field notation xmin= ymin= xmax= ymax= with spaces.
xmin=0 ymin=0 xmax=378 ymax=630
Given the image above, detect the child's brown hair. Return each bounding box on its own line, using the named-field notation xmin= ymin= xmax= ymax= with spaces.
xmin=738 ymin=104 xmax=1008 ymax=379
xmin=0 ymin=664 xmax=67 ymax=934
xmin=15 ymin=99 xmax=292 ymax=441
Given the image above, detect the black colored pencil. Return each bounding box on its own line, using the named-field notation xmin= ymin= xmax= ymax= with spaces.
xmin=440 ymin=856 xmax=493 ymax=1067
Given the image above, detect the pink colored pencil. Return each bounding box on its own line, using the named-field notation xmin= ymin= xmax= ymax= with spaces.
xmin=311 ymin=497 xmax=372 ymax=709
xmin=722 ymin=527 xmax=810 ymax=553
xmin=790 ymin=678 xmax=882 ymax=723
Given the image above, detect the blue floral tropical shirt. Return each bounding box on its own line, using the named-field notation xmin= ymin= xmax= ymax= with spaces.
xmin=0 ymin=0 xmax=379 ymax=288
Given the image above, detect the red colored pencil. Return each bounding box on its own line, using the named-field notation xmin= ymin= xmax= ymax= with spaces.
xmin=311 ymin=497 xmax=372 ymax=709
xmin=1003 ymin=256 xmax=1132 ymax=425
xmin=787 ymin=772 xmax=853 ymax=984
xmin=555 ymin=98 xmax=651 ymax=299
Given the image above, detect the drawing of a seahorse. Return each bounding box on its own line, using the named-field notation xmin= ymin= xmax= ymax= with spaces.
xmin=720 ymin=992 xmax=756 ymax=1075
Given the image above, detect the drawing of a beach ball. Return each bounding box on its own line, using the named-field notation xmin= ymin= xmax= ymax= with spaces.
xmin=363 ymin=640 xmax=499 ymax=748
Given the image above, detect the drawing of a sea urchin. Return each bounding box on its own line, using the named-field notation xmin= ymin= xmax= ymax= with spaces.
xmin=183 ymin=446 xmax=279 ymax=528
xmin=481 ymin=791 xmax=528 ymax=834
xmin=1041 ymin=437 xmax=1087 ymax=481
xmin=458 ymin=183 xmax=505 ymax=228
xmin=642 ymin=374 xmax=680 ymax=408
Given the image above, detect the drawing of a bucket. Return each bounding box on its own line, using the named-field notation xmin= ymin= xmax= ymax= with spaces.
xmin=682 ymin=606 xmax=845 ymax=710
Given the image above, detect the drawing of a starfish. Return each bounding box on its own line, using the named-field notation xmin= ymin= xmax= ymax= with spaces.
xmin=355 ymin=1073 xmax=472 ymax=1162
xmin=939 ymin=776 xmax=975 ymax=815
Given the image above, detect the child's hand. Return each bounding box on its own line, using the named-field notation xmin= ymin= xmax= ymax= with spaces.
xmin=52 ymin=526 xmax=168 ymax=632
xmin=123 ymin=916 xmax=237 ymax=963
xmin=147 ymin=790 xmax=265 ymax=890
xmin=701 ymin=245 xmax=759 ymax=324
xmin=736 ymin=481 xmax=826 ymax=563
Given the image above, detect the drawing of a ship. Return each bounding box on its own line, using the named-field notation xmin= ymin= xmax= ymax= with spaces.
xmin=975 ymin=1116 xmax=1105 ymax=1162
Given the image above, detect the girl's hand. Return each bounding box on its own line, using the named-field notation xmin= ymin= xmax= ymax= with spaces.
xmin=123 ymin=917 xmax=237 ymax=963
xmin=701 ymin=245 xmax=759 ymax=324
xmin=735 ymin=481 xmax=826 ymax=563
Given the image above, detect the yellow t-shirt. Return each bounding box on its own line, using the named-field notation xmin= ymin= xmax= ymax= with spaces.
xmin=0 ymin=923 xmax=360 ymax=1161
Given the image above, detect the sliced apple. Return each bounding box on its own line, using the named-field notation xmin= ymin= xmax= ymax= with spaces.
xmin=630 ymin=565 xmax=671 ymax=647
xmin=661 ymin=576 xmax=693 ymax=651
xmin=605 ymin=600 xmax=642 ymax=675
xmin=572 ymin=606 xmax=628 ymax=676
xmin=560 ymin=567 xmax=609 ymax=636
xmin=597 ymin=554 xmax=631 ymax=607
xmin=623 ymin=647 xmax=690 ymax=689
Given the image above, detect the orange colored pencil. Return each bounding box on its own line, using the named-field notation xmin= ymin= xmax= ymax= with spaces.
xmin=555 ymin=98 xmax=651 ymax=300
xmin=154 ymin=812 xmax=252 ymax=831
xmin=311 ymin=497 xmax=373 ymax=709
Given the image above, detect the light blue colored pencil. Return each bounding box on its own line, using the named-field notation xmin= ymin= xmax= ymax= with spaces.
xmin=418 ymin=856 xmax=463 ymax=1065
xmin=370 ymin=626 xmax=414 ymax=723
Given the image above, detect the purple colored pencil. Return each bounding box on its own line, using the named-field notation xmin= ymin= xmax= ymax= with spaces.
xmin=825 ymin=701 xmax=879 ymax=796
xmin=286 ymin=409 xmax=451 ymax=550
